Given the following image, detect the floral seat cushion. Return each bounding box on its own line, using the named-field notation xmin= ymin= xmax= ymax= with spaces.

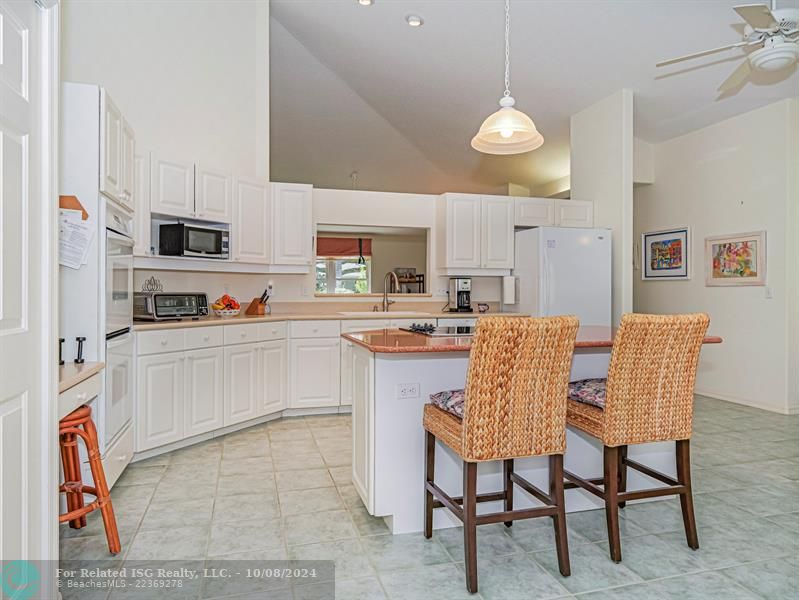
xmin=568 ymin=378 xmax=607 ymax=409
xmin=430 ymin=389 xmax=465 ymax=419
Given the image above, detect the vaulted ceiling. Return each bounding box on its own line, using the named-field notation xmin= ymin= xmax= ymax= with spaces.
xmin=270 ymin=0 xmax=799 ymax=194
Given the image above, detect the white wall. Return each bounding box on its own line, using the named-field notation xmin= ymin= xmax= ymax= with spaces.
xmin=61 ymin=0 xmax=269 ymax=177
xmin=634 ymin=99 xmax=799 ymax=414
xmin=135 ymin=188 xmax=502 ymax=304
xmin=570 ymin=90 xmax=634 ymax=327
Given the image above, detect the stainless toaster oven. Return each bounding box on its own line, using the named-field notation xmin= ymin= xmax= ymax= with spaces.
xmin=133 ymin=292 xmax=209 ymax=321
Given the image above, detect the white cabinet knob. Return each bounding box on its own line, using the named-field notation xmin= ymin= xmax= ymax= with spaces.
xmin=203 ymin=335 xmax=210 ymax=342
xmin=312 ymin=328 xmax=318 ymax=333
xmin=76 ymin=392 xmax=87 ymax=402
xmin=241 ymin=332 xmax=247 ymax=337
xmin=160 ymin=339 xmax=168 ymax=346
xmin=119 ymin=454 xmax=128 ymax=462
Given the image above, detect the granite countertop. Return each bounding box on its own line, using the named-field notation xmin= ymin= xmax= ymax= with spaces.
xmin=342 ymin=326 xmax=723 ymax=354
xmin=132 ymin=311 xmax=522 ymax=331
xmin=59 ymin=362 xmax=104 ymax=393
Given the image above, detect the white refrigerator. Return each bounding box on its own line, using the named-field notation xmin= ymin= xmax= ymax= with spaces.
xmin=502 ymin=227 xmax=612 ymax=327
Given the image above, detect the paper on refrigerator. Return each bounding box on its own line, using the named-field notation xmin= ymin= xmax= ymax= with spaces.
xmin=59 ymin=209 xmax=94 ymax=269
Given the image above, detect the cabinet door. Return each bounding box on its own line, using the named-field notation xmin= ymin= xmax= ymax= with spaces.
xmin=445 ymin=194 xmax=481 ymax=269
xmin=184 ymin=347 xmax=224 ymax=437
xmin=99 ymin=89 xmax=123 ymax=202
xmin=136 ymin=353 xmax=184 ymax=451
xmin=260 ymin=340 xmax=287 ymax=415
xmin=271 ymin=183 xmax=313 ymax=265
xmin=351 ymin=345 xmax=373 ymax=512
xmin=289 ymin=338 xmax=340 ymax=408
xmin=515 ymin=197 xmax=554 ymax=227
xmin=119 ymin=119 xmax=136 ymax=210
xmin=150 ymin=154 xmax=195 ymax=218
xmin=195 ymin=165 xmax=232 ymax=222
xmin=133 ymin=153 xmax=151 ymax=256
xmin=340 ymin=340 xmax=354 ymax=407
xmin=481 ymin=196 xmax=514 ymax=269
xmin=555 ymin=199 xmax=594 ymax=228
xmin=232 ymin=178 xmax=270 ymax=263
xmin=223 ymin=343 xmax=260 ymax=426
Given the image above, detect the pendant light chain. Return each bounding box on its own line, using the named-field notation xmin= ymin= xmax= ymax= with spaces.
xmin=503 ymin=0 xmax=511 ymax=97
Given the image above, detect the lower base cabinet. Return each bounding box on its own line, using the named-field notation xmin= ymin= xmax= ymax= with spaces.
xmin=136 ymin=353 xmax=184 ymax=451
xmin=351 ymin=345 xmax=374 ymax=512
xmin=289 ymin=338 xmax=340 ymax=408
xmin=185 ymin=347 xmax=225 ymax=437
xmin=224 ymin=342 xmax=261 ymax=426
xmin=261 ymin=339 xmax=287 ymax=415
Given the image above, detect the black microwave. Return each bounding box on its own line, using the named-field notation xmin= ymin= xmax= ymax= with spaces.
xmin=159 ymin=223 xmax=229 ymax=259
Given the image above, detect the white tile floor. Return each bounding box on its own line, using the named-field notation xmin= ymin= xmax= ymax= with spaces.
xmin=60 ymin=397 xmax=799 ymax=599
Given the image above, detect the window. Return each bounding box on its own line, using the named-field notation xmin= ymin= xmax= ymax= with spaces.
xmin=316 ymin=257 xmax=371 ymax=294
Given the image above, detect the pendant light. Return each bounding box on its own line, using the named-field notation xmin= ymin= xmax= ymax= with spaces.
xmin=471 ymin=0 xmax=543 ymax=155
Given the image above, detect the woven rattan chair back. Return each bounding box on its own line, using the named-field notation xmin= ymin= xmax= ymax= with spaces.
xmin=461 ymin=316 xmax=579 ymax=461
xmin=603 ymin=313 xmax=710 ymax=447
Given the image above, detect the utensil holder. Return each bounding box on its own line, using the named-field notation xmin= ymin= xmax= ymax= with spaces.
xmin=245 ymin=299 xmax=266 ymax=316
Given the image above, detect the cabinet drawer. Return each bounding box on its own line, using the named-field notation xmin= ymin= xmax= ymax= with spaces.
xmin=290 ymin=320 xmax=341 ymax=339
xmin=259 ymin=321 xmax=288 ymax=341
xmin=58 ymin=373 xmax=102 ymax=420
xmin=438 ymin=318 xmax=477 ymax=327
xmin=185 ymin=326 xmax=224 ymax=350
xmin=137 ymin=329 xmax=185 ymax=355
xmin=341 ymin=319 xmax=389 ymax=334
xmin=103 ymin=423 xmax=134 ymax=489
xmin=224 ymin=323 xmax=261 ymax=346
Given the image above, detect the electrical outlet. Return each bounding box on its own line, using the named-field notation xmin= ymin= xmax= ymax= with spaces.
xmin=396 ymin=383 xmax=420 ymax=399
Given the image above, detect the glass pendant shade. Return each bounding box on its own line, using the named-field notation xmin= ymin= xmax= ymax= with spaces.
xmin=471 ymin=96 xmax=544 ymax=155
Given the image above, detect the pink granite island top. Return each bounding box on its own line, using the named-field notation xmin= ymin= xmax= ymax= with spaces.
xmin=342 ymin=326 xmax=723 ymax=354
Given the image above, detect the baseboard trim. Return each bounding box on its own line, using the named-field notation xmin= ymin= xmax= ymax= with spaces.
xmin=694 ymin=389 xmax=790 ymax=415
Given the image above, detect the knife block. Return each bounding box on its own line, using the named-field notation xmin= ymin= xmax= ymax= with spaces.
xmin=245 ymin=299 xmax=266 ymax=316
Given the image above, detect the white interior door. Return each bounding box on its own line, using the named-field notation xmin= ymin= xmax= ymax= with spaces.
xmin=0 ymin=0 xmax=59 ymax=571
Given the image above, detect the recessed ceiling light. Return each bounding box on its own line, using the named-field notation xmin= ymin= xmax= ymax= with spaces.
xmin=357 ymin=0 xmax=374 ymax=6
xmin=406 ymin=14 xmax=423 ymax=27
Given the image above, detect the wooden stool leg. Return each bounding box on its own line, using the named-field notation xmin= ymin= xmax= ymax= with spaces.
xmin=61 ymin=432 xmax=86 ymax=529
xmin=503 ymin=458 xmax=514 ymax=528
xmin=549 ymin=454 xmax=570 ymax=576
xmin=604 ymin=446 xmax=622 ymax=562
xmin=463 ymin=461 xmax=478 ymax=594
xmin=82 ymin=418 xmax=121 ymax=555
xmin=676 ymin=439 xmax=699 ymax=550
xmin=424 ymin=431 xmax=435 ymax=539
xmin=60 ymin=433 xmax=78 ymax=527
xmin=618 ymin=445 xmax=628 ymax=509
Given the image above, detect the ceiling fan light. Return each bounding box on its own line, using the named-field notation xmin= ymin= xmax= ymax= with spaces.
xmin=748 ymin=41 xmax=799 ymax=71
xmin=471 ymin=98 xmax=544 ymax=155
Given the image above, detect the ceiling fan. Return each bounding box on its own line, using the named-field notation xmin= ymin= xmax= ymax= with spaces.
xmin=657 ymin=2 xmax=799 ymax=92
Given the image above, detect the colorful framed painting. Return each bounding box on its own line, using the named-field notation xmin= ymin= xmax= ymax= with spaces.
xmin=642 ymin=227 xmax=690 ymax=280
xmin=705 ymin=231 xmax=766 ymax=286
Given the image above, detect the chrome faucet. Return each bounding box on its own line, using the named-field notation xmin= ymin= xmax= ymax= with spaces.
xmin=382 ymin=271 xmax=400 ymax=312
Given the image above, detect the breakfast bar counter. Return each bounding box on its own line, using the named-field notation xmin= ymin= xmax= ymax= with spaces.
xmin=344 ymin=326 xmax=721 ymax=534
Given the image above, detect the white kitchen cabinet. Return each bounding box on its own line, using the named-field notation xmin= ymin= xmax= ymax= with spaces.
xmin=150 ymin=154 xmax=195 ymax=219
xmin=480 ymin=195 xmax=514 ymax=268
xmin=438 ymin=317 xmax=478 ymax=327
xmin=99 ymin=88 xmax=123 ymax=203
xmin=195 ymin=165 xmax=232 ymax=223
xmin=351 ymin=344 xmax=374 ymax=512
xmin=119 ymin=119 xmax=136 ymax=211
xmin=515 ymin=197 xmax=555 ymax=227
xmin=260 ymin=340 xmax=287 ymax=415
xmin=340 ymin=339 xmax=354 ymax=407
xmin=271 ymin=182 xmax=313 ymax=266
xmin=224 ymin=342 xmax=261 ymax=426
xmin=232 ymin=178 xmax=270 ymax=263
xmin=289 ymin=338 xmax=341 ymax=408
xmin=184 ymin=347 xmax=224 ymax=437
xmin=442 ymin=194 xmax=481 ymax=269
xmin=133 ymin=153 xmax=151 ymax=256
xmin=555 ymin=199 xmax=594 ymax=228
xmin=136 ymin=353 xmax=184 ymax=451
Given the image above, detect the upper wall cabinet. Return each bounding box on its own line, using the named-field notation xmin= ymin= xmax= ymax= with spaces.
xmin=271 ymin=183 xmax=313 ymax=267
xmin=150 ymin=156 xmax=233 ymax=223
xmin=133 ymin=153 xmax=151 ymax=256
xmin=232 ymin=177 xmax=270 ymax=264
xmin=514 ymin=197 xmax=594 ymax=228
xmin=555 ymin=199 xmax=593 ymax=228
xmin=99 ymin=88 xmax=135 ymax=211
xmin=437 ymin=193 xmax=514 ymax=273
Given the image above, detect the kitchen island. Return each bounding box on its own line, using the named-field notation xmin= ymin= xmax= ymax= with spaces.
xmin=342 ymin=327 xmax=722 ymax=535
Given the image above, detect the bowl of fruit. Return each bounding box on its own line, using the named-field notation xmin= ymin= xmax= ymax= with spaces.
xmin=212 ymin=294 xmax=241 ymax=318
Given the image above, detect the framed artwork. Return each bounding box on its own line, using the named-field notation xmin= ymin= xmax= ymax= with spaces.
xmin=705 ymin=231 xmax=766 ymax=286
xmin=642 ymin=227 xmax=690 ymax=280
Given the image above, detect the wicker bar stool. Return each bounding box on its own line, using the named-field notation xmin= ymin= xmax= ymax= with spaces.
xmin=59 ymin=405 xmax=121 ymax=555
xmin=423 ymin=316 xmax=579 ymax=594
xmin=564 ymin=313 xmax=710 ymax=563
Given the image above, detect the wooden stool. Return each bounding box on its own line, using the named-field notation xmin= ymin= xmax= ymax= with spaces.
xmin=564 ymin=313 xmax=710 ymax=563
xmin=423 ymin=316 xmax=579 ymax=594
xmin=59 ymin=405 xmax=121 ymax=555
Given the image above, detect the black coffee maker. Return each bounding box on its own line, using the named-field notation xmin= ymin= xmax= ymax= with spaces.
xmin=448 ymin=278 xmax=473 ymax=312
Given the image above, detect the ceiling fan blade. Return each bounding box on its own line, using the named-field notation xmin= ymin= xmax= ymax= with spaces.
xmin=734 ymin=4 xmax=779 ymax=30
xmin=718 ymin=59 xmax=752 ymax=92
xmin=656 ymin=41 xmax=749 ymax=67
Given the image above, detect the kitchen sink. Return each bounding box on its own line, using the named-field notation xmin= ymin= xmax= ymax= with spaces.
xmin=338 ymin=311 xmax=430 ymax=317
